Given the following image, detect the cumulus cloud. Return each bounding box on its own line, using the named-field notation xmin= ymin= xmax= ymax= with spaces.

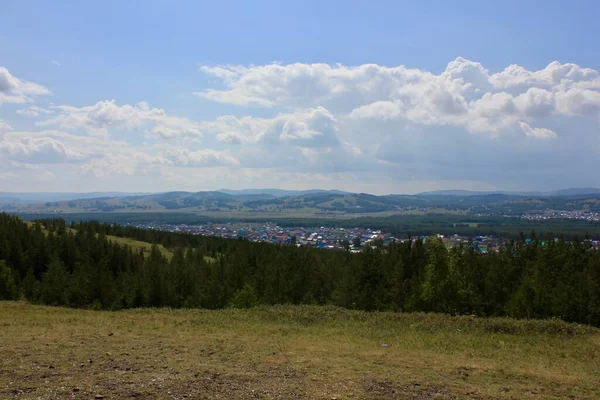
xmin=38 ymin=100 xmax=203 ymax=138
xmin=151 ymin=126 xmax=182 ymax=139
xmin=1 ymin=58 xmax=599 ymax=192
xmin=215 ymin=132 xmax=243 ymax=145
xmin=207 ymin=106 xmax=341 ymax=147
xmin=198 ymin=62 xmax=423 ymax=108
xmin=0 ymin=127 xmax=237 ymax=184
xmin=513 ymin=88 xmax=554 ymax=117
xmin=555 ymin=88 xmax=600 ymax=116
xmin=77 ymin=145 xmax=240 ymax=180
xmin=490 ymin=61 xmax=599 ymax=91
xmin=0 ymin=136 xmax=89 ymax=163
xmin=0 ymin=120 xmax=11 ymax=133
xmin=158 ymin=146 xmax=239 ymax=167
xmin=0 ymin=66 xmax=50 ymax=104
xmin=200 ymin=58 xmax=600 ymax=138
xmin=519 ymin=122 xmax=557 ymax=139
xmin=349 ymin=100 xmax=405 ymax=120
xmin=0 ymin=130 xmax=134 ymax=170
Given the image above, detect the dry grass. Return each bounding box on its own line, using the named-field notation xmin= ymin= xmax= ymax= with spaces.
xmin=1 ymin=302 xmax=599 ymax=399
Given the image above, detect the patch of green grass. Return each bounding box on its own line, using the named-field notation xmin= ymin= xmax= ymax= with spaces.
xmin=1 ymin=302 xmax=598 ymax=399
xmin=104 ymin=234 xmax=173 ymax=260
xmin=102 ymin=234 xmax=216 ymax=263
xmin=24 ymin=221 xmax=176 ymax=260
xmin=203 ymin=255 xmax=217 ymax=263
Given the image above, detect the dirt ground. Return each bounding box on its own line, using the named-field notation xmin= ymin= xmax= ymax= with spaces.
xmin=1 ymin=302 xmax=599 ymax=399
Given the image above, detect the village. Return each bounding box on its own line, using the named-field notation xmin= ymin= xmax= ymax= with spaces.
xmin=521 ymin=210 xmax=600 ymax=222
xmin=126 ymin=222 xmax=503 ymax=253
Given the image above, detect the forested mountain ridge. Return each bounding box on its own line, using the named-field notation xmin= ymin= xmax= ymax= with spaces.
xmin=4 ymin=190 xmax=600 ymax=216
xmin=1 ymin=213 xmax=599 ymax=326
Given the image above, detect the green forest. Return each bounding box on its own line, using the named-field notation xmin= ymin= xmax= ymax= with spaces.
xmin=1 ymin=213 xmax=599 ymax=327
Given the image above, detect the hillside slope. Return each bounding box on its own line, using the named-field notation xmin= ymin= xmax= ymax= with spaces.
xmin=6 ymin=190 xmax=600 ymax=216
xmin=1 ymin=302 xmax=599 ymax=399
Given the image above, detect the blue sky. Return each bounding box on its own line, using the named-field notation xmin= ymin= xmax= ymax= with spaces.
xmin=1 ymin=0 xmax=599 ymax=194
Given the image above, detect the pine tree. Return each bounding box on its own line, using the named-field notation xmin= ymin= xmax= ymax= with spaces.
xmin=39 ymin=258 xmax=70 ymax=306
xmin=0 ymin=260 xmax=18 ymax=300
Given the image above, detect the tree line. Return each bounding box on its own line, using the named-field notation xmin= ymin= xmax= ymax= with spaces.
xmin=1 ymin=213 xmax=599 ymax=326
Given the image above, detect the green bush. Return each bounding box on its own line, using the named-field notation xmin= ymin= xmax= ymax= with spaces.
xmin=229 ymin=284 xmax=258 ymax=309
xmin=0 ymin=260 xmax=18 ymax=300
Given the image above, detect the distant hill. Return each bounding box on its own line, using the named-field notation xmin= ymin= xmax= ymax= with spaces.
xmin=553 ymin=188 xmax=600 ymax=196
xmin=0 ymin=192 xmax=152 ymax=203
xmin=3 ymin=187 xmax=597 ymax=207
xmin=419 ymin=188 xmax=600 ymax=197
xmin=418 ymin=190 xmax=545 ymax=196
xmin=5 ymin=189 xmax=600 ymax=216
xmin=218 ymin=188 xmax=351 ymax=197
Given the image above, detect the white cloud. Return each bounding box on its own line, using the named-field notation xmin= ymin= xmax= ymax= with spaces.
xmin=0 ymin=136 xmax=89 ymax=163
xmin=0 ymin=172 xmax=17 ymax=180
xmin=0 ymin=66 xmax=50 ymax=104
xmin=442 ymin=57 xmax=492 ymax=98
xmin=36 ymin=170 xmax=56 ymax=180
xmin=151 ymin=126 xmax=182 ymax=139
xmin=1 ymin=58 xmax=599 ymax=192
xmin=0 ymin=128 xmax=236 ymax=184
xmin=16 ymin=105 xmax=53 ymax=117
xmin=0 ymin=120 xmax=12 ymax=133
xmin=490 ymin=61 xmax=599 ymax=92
xmin=80 ymin=154 xmax=145 ymax=178
xmin=0 ymin=130 xmax=133 ymax=170
xmin=52 ymin=60 xmax=61 ymax=67
xmin=200 ymin=58 xmax=600 ymax=138
xmin=39 ymin=100 xmax=203 ymax=138
xmin=555 ymin=88 xmax=600 ymax=116
xmin=2 ymin=129 xmax=129 ymax=149
xmin=208 ymin=106 xmax=341 ymax=147
xmin=519 ymin=121 xmax=557 ymax=139
xmin=79 ymin=159 xmax=126 ymax=178
xmin=158 ymin=146 xmax=239 ymax=167
xmin=215 ymin=132 xmax=242 ymax=145
xmin=513 ymin=88 xmax=554 ymax=117
xmin=349 ymin=100 xmax=405 ymax=120
xmin=198 ymin=62 xmax=423 ymax=108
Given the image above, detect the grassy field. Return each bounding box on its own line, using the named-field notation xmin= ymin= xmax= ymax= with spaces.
xmin=90 ymin=235 xmax=219 ymax=263
xmin=103 ymin=234 xmax=173 ymax=260
xmin=1 ymin=302 xmax=599 ymax=399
